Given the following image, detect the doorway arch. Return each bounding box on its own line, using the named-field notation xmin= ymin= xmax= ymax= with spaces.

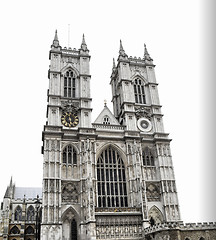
xmin=62 ymin=207 xmax=79 ymax=240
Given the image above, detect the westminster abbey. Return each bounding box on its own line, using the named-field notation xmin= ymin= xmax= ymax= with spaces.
xmin=0 ymin=31 xmax=215 ymax=240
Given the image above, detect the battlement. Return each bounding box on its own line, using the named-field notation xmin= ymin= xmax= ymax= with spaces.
xmin=128 ymin=56 xmax=146 ymax=65
xmin=61 ymin=47 xmax=79 ymax=56
xmin=144 ymin=222 xmax=216 ymax=234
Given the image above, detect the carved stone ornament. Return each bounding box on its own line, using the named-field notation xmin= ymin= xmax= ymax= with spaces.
xmin=61 ymin=100 xmax=79 ymax=114
xmin=135 ymin=106 xmax=151 ymax=120
xmin=146 ymin=182 xmax=161 ymax=201
xmin=62 ymin=181 xmax=79 ymax=203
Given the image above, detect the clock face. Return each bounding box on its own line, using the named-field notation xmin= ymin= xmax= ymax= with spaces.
xmin=61 ymin=112 xmax=79 ymax=127
xmin=137 ymin=118 xmax=152 ymax=132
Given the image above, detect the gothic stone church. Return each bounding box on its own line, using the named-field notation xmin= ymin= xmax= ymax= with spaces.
xmin=0 ymin=31 xmax=215 ymax=240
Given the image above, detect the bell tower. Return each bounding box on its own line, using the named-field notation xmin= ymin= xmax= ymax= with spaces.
xmin=47 ymin=31 xmax=92 ymax=128
xmin=110 ymin=41 xmax=181 ymax=223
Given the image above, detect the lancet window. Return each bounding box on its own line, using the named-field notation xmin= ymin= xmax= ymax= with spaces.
xmin=64 ymin=70 xmax=76 ymax=98
xmin=62 ymin=145 xmax=77 ymax=165
xmin=97 ymin=146 xmax=128 ymax=208
xmin=26 ymin=205 xmax=35 ymax=221
xmin=134 ymin=78 xmax=146 ymax=104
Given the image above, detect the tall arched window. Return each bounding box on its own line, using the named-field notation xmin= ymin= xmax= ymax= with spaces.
xmin=97 ymin=146 xmax=128 ymax=208
xmin=134 ymin=78 xmax=146 ymax=104
xmin=64 ymin=69 xmax=76 ymax=98
xmin=143 ymin=147 xmax=155 ymax=166
xmin=26 ymin=206 xmax=35 ymax=221
xmin=14 ymin=206 xmax=22 ymax=221
xmin=63 ymin=145 xmax=77 ymax=165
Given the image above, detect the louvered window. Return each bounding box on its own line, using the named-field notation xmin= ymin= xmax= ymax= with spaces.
xmin=64 ymin=70 xmax=76 ymax=98
xmin=134 ymin=78 xmax=146 ymax=104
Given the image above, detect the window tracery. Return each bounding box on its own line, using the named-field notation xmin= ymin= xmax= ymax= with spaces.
xmin=10 ymin=226 xmax=20 ymax=234
xmin=26 ymin=205 xmax=35 ymax=221
xmin=14 ymin=206 xmax=22 ymax=221
xmin=97 ymin=146 xmax=128 ymax=208
xmin=25 ymin=226 xmax=34 ymax=234
xmin=134 ymin=78 xmax=146 ymax=104
xmin=62 ymin=145 xmax=77 ymax=165
xmin=143 ymin=147 xmax=155 ymax=166
xmin=64 ymin=69 xmax=76 ymax=98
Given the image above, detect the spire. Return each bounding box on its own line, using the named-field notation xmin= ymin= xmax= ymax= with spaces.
xmin=54 ymin=29 xmax=58 ymax=41
xmin=51 ymin=30 xmax=60 ymax=48
xmin=80 ymin=33 xmax=88 ymax=51
xmin=10 ymin=176 xmax=13 ymax=187
xmin=82 ymin=34 xmax=86 ymax=45
xmin=144 ymin=43 xmax=153 ymax=62
xmin=119 ymin=40 xmax=127 ymax=57
xmin=112 ymin=58 xmax=116 ymax=69
xmin=4 ymin=177 xmax=14 ymax=198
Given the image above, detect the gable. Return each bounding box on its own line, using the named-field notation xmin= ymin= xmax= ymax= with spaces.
xmin=94 ymin=106 xmax=120 ymax=125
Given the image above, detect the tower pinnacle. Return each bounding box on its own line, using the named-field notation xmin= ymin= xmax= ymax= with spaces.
xmin=51 ymin=30 xmax=60 ymax=48
xmin=80 ymin=34 xmax=88 ymax=51
xmin=144 ymin=43 xmax=153 ymax=62
xmin=112 ymin=58 xmax=116 ymax=69
xmin=119 ymin=40 xmax=127 ymax=57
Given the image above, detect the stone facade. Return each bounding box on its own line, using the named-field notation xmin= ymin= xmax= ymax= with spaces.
xmin=0 ymin=32 xmax=215 ymax=240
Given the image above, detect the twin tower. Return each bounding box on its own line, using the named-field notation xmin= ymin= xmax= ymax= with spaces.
xmin=41 ymin=30 xmax=180 ymax=239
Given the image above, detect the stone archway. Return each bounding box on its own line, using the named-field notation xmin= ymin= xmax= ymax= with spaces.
xmin=148 ymin=205 xmax=164 ymax=225
xmin=62 ymin=207 xmax=79 ymax=240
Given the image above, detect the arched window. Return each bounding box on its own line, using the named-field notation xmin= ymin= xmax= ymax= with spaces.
xmin=134 ymin=78 xmax=146 ymax=104
xmin=97 ymin=146 xmax=128 ymax=208
xmin=143 ymin=147 xmax=155 ymax=166
xmin=26 ymin=206 xmax=35 ymax=221
xmin=64 ymin=69 xmax=76 ymax=98
xmin=10 ymin=226 xmax=20 ymax=234
xmin=63 ymin=145 xmax=77 ymax=165
xmin=25 ymin=226 xmax=34 ymax=235
xmin=14 ymin=206 xmax=22 ymax=221
xmin=103 ymin=115 xmax=110 ymax=125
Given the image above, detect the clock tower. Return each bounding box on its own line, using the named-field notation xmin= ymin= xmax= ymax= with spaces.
xmin=41 ymin=31 xmax=95 ymax=240
xmin=47 ymin=31 xmax=92 ymax=129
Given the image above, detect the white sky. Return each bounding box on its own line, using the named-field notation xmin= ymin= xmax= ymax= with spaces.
xmin=0 ymin=0 xmax=214 ymax=223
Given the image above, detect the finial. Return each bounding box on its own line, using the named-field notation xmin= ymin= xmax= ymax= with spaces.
xmin=104 ymin=99 xmax=107 ymax=107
